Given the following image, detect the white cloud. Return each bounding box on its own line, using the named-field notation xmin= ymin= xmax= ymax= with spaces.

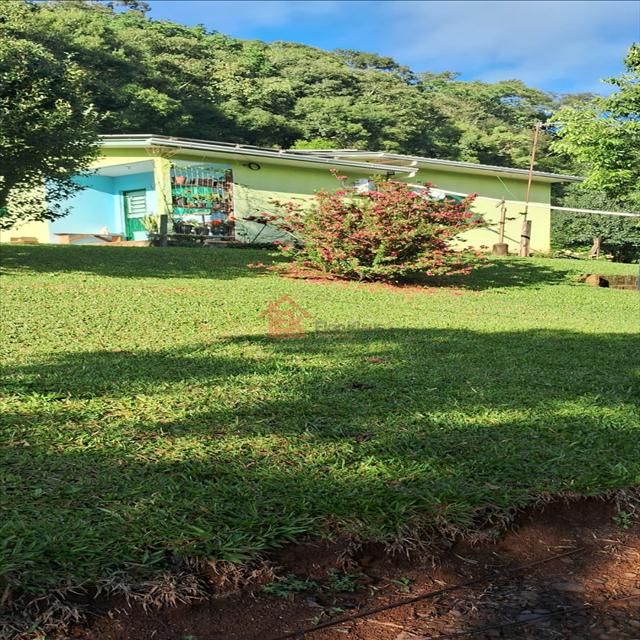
xmin=380 ymin=1 xmax=638 ymax=92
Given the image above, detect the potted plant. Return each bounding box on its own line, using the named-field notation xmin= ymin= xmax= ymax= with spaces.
xmin=174 ymin=175 xmax=187 ymax=186
xmin=141 ymin=214 xmax=160 ymax=236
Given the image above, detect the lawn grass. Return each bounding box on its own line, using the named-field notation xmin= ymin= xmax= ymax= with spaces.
xmin=1 ymin=244 xmax=639 ymax=598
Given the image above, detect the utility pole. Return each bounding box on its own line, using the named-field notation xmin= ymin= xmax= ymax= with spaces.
xmin=519 ymin=121 xmax=542 ymax=257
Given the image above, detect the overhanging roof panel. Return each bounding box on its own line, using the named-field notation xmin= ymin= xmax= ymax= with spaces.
xmin=288 ymin=150 xmax=582 ymax=183
xmin=99 ymin=135 xmax=416 ymax=176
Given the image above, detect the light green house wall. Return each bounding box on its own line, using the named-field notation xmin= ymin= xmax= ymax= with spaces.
xmin=155 ymin=150 xmax=552 ymax=251
xmin=1 ymin=145 xmax=553 ymax=253
xmin=146 ymin=149 xmax=386 ymax=245
xmin=407 ymin=167 xmax=551 ymax=252
xmin=225 ymin=158 xmax=367 ymax=244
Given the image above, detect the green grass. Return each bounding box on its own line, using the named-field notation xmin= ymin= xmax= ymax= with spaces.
xmin=1 ymin=245 xmax=639 ymax=597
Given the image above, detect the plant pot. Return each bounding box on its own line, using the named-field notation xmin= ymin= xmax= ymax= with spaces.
xmin=174 ymin=175 xmax=187 ymax=186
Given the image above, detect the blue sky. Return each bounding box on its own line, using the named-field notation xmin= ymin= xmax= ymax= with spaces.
xmin=146 ymin=0 xmax=639 ymax=95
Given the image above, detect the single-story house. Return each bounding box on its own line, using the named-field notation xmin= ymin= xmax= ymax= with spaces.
xmin=1 ymin=134 xmax=580 ymax=251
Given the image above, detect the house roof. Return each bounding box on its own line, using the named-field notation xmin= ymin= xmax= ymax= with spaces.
xmin=287 ymin=150 xmax=582 ymax=184
xmin=100 ymin=135 xmax=581 ymax=184
xmin=99 ymin=135 xmax=417 ymax=176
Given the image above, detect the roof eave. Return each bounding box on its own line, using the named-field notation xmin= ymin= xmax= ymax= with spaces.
xmin=414 ymin=159 xmax=582 ymax=184
xmin=99 ymin=135 xmax=416 ymax=175
xmin=297 ymin=150 xmax=582 ymax=183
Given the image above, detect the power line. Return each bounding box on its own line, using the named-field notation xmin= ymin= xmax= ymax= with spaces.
xmin=406 ymin=184 xmax=640 ymax=218
xmin=550 ymin=204 xmax=640 ymax=218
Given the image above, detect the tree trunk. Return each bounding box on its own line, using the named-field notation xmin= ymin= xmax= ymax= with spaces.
xmin=0 ymin=184 xmax=13 ymax=229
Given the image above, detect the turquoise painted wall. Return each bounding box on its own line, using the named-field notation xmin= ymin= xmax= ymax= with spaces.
xmin=49 ymin=175 xmax=116 ymax=240
xmin=49 ymin=172 xmax=156 ymax=242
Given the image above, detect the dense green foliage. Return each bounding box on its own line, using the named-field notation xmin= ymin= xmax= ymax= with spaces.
xmin=1 ymin=0 xmax=578 ymax=171
xmin=1 ymin=246 xmax=638 ymax=608
xmin=275 ymin=180 xmax=482 ymax=281
xmin=551 ymin=184 xmax=640 ymax=262
xmin=0 ymin=16 xmax=99 ymax=228
xmin=552 ymin=44 xmax=640 ymax=209
xmin=419 ymin=72 xmax=575 ymax=171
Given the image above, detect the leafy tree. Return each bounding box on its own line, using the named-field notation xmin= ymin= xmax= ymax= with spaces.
xmin=552 ymin=44 xmax=640 ymax=209
xmin=335 ymin=49 xmax=417 ymax=82
xmin=551 ymin=184 xmax=640 ymax=262
xmin=418 ymin=74 xmax=572 ymax=171
xmin=0 ymin=34 xmax=99 ymax=229
xmin=0 ymin=0 xmax=599 ymax=201
xmin=1 ymin=1 xmax=240 ymax=140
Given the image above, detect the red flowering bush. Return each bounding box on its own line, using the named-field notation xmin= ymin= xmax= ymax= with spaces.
xmin=273 ymin=181 xmax=484 ymax=282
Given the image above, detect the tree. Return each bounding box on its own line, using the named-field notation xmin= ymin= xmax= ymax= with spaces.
xmin=551 ymin=184 xmax=640 ymax=263
xmin=418 ymin=74 xmax=571 ymax=172
xmin=0 ymin=0 xmax=590 ymax=190
xmin=551 ymin=44 xmax=640 ymax=209
xmin=0 ymin=34 xmax=99 ymax=229
xmin=335 ymin=49 xmax=417 ymax=83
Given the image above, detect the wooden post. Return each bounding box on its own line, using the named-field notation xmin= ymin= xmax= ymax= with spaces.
xmin=492 ymin=198 xmax=509 ymax=256
xmin=518 ymin=220 xmax=531 ymax=257
xmin=523 ymin=122 xmax=541 ymax=223
xmin=588 ymin=236 xmax=601 ymax=259
xmin=159 ymin=214 xmax=168 ymax=247
xmin=498 ymin=199 xmax=506 ymax=244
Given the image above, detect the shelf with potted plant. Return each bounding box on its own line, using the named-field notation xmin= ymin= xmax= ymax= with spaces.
xmin=169 ymin=164 xmax=234 ymax=240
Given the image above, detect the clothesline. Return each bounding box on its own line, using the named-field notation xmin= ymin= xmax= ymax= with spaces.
xmin=407 ymin=184 xmax=640 ymax=218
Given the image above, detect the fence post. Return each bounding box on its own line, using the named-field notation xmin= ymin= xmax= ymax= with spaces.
xmin=588 ymin=236 xmax=601 ymax=259
xmin=492 ymin=199 xmax=509 ymax=256
xmin=518 ymin=220 xmax=532 ymax=257
xmin=159 ymin=214 xmax=168 ymax=247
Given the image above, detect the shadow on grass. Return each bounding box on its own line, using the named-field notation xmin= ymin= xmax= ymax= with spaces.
xmin=1 ymin=244 xmax=574 ymax=289
xmin=0 ymin=244 xmax=285 ymax=280
xmin=2 ymin=328 xmax=639 ymax=594
xmin=423 ymin=258 xmax=572 ymax=290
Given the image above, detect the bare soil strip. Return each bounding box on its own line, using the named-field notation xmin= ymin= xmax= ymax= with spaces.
xmin=69 ymin=498 xmax=639 ymax=640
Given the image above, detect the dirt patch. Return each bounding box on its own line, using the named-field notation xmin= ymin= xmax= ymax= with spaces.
xmin=270 ymin=264 xmax=473 ymax=299
xmin=61 ymin=498 xmax=639 ymax=640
